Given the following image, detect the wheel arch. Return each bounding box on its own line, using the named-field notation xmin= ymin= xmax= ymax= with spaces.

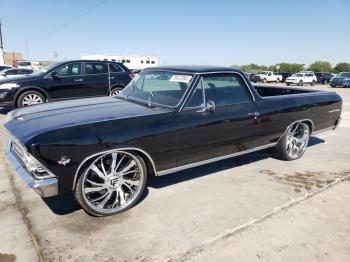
xmin=72 ymin=147 xmax=157 ymax=190
xmin=277 ymin=119 xmax=314 ymax=143
xmin=15 ymin=86 xmax=50 ymax=106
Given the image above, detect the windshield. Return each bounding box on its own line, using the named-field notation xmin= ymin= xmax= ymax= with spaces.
xmin=31 ymin=62 xmax=61 ymax=75
xmin=339 ymin=72 xmax=350 ymax=77
xmin=120 ymin=71 xmax=194 ymax=107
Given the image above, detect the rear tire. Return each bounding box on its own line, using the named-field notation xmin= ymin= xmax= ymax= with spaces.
xmin=276 ymin=78 xmax=280 ymax=83
xmin=286 ymin=83 xmax=291 ymax=86
xmin=298 ymin=80 xmax=303 ymax=86
xmin=110 ymin=87 xmax=123 ymax=97
xmin=273 ymin=122 xmax=310 ymax=161
xmin=311 ymin=80 xmax=316 ymax=86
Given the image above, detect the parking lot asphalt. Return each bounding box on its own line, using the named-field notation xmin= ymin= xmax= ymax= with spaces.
xmin=0 ymin=84 xmax=349 ymax=262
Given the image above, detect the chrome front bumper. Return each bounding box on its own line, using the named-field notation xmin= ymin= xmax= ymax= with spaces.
xmin=5 ymin=140 xmax=58 ymax=198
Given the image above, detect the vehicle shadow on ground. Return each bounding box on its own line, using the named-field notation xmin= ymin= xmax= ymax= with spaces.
xmin=148 ymin=136 xmax=325 ymax=189
xmin=0 ymin=107 xmax=13 ymax=115
xmin=42 ymin=137 xmax=324 ymax=215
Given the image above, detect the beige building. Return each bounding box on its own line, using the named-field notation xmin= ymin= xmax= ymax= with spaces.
xmin=4 ymin=52 xmax=23 ymax=65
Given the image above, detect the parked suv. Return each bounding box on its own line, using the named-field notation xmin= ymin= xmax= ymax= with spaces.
xmin=315 ymin=72 xmax=333 ymax=84
xmin=285 ymin=72 xmax=317 ymax=86
xmin=330 ymin=72 xmax=350 ymax=88
xmin=0 ymin=60 xmax=133 ymax=107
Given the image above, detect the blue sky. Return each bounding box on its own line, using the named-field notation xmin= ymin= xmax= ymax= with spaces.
xmin=0 ymin=0 xmax=349 ymax=66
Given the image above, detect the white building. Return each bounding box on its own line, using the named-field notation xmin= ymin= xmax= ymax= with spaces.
xmin=81 ymin=54 xmax=158 ymax=70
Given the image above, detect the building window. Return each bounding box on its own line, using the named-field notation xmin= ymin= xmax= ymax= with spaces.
xmin=151 ymin=61 xmax=155 ymax=64
xmin=146 ymin=61 xmax=150 ymax=64
xmin=141 ymin=60 xmax=144 ymax=64
xmin=111 ymin=59 xmax=116 ymax=61
xmin=103 ymin=59 xmax=108 ymax=61
xmin=121 ymin=59 xmax=126 ymax=63
xmin=126 ymin=59 xmax=130 ymax=63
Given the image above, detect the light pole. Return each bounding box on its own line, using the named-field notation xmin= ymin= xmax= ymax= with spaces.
xmin=0 ymin=21 xmax=5 ymax=64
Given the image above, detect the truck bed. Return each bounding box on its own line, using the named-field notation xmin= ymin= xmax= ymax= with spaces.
xmin=254 ymin=85 xmax=318 ymax=97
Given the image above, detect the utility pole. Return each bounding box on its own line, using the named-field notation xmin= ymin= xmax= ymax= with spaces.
xmin=0 ymin=21 xmax=5 ymax=64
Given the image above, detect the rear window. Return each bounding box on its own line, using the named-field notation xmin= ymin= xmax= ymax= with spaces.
xmin=339 ymin=72 xmax=350 ymax=77
xmin=84 ymin=62 xmax=108 ymax=74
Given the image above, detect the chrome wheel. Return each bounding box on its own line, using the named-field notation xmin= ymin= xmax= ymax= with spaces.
xmin=22 ymin=94 xmax=43 ymax=106
xmin=111 ymin=88 xmax=122 ymax=97
xmin=286 ymin=122 xmax=310 ymax=159
xmin=81 ymin=151 xmax=145 ymax=214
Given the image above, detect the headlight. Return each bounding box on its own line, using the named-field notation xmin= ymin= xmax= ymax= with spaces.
xmin=11 ymin=139 xmax=56 ymax=179
xmin=23 ymin=152 xmax=56 ymax=179
xmin=0 ymin=83 xmax=19 ymax=90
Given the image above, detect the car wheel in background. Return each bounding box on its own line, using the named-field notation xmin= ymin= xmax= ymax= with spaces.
xmin=311 ymin=80 xmax=316 ymax=86
xmin=263 ymin=78 xmax=267 ymax=83
xmin=111 ymin=87 xmax=123 ymax=97
xmin=18 ymin=90 xmax=45 ymax=107
xmin=75 ymin=151 xmax=147 ymax=216
xmin=273 ymin=122 xmax=310 ymax=161
xmin=298 ymin=80 xmax=303 ymax=86
xmin=276 ymin=78 xmax=280 ymax=83
xmin=286 ymin=83 xmax=290 ymax=86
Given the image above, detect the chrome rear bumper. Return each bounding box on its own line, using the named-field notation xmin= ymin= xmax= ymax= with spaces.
xmin=5 ymin=141 xmax=58 ymax=198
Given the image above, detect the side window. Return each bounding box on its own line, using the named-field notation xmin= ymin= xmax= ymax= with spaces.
xmin=6 ymin=69 xmax=18 ymax=75
xmin=55 ymin=63 xmax=81 ymax=76
xmin=186 ymin=74 xmax=251 ymax=108
xmin=109 ymin=63 xmax=123 ymax=73
xmin=84 ymin=62 xmax=108 ymax=75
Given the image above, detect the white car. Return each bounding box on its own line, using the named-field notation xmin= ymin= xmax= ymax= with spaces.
xmin=252 ymin=71 xmax=282 ymax=83
xmin=285 ymin=72 xmax=317 ymax=86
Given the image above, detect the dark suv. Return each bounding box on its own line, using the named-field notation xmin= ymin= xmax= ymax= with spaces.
xmin=0 ymin=60 xmax=133 ymax=107
xmin=315 ymin=72 xmax=333 ymax=84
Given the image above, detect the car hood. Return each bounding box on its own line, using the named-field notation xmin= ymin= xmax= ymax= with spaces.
xmin=5 ymin=96 xmax=169 ymax=143
xmin=0 ymin=74 xmax=39 ymax=84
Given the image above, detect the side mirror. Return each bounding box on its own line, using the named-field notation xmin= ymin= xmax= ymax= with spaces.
xmin=206 ymin=100 xmax=216 ymax=112
xmin=50 ymin=71 xmax=59 ymax=79
xmin=197 ymin=100 xmax=216 ymax=113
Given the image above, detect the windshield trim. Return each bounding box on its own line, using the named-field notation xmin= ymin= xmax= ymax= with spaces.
xmin=119 ymin=70 xmax=196 ymax=109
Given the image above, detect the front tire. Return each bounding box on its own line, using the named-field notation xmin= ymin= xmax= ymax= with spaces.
xmin=17 ymin=90 xmax=45 ymax=107
xmin=273 ymin=122 xmax=310 ymax=161
xmin=75 ymin=151 xmax=147 ymax=216
xmin=298 ymin=80 xmax=303 ymax=86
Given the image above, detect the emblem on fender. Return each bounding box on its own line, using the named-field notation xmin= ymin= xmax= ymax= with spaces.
xmin=57 ymin=156 xmax=71 ymax=166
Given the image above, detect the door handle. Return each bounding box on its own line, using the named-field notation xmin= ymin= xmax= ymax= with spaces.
xmin=74 ymin=78 xmax=84 ymax=82
xmin=248 ymin=112 xmax=260 ymax=117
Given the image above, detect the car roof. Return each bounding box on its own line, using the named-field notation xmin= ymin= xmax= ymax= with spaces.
xmin=143 ymin=65 xmax=241 ymax=74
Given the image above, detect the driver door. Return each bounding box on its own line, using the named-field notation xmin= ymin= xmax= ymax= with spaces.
xmin=176 ymin=73 xmax=262 ymax=166
xmin=46 ymin=62 xmax=86 ymax=99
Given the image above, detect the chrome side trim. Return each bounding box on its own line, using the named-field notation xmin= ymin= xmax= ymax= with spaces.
xmin=157 ymin=143 xmax=277 ymax=176
xmin=328 ymin=109 xmax=341 ymax=113
xmin=312 ymin=126 xmax=337 ymax=135
xmin=72 ymin=147 xmax=158 ymax=190
xmin=5 ymin=140 xmax=58 ymax=197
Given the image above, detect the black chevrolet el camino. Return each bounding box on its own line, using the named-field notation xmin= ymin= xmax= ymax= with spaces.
xmin=4 ymin=66 xmax=342 ymax=216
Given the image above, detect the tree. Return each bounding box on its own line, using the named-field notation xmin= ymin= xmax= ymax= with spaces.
xmin=308 ymin=61 xmax=332 ymax=72
xmin=334 ymin=63 xmax=350 ymax=73
xmin=233 ymin=63 xmax=268 ymax=73
xmin=273 ymin=63 xmax=304 ymax=73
